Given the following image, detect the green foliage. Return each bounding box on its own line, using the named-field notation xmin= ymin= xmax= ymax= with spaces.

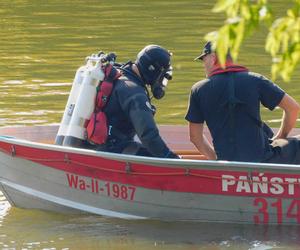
xmin=266 ymin=1 xmax=300 ymax=81
xmin=206 ymin=0 xmax=300 ymax=82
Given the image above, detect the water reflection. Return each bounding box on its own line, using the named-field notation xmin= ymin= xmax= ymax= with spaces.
xmin=1 ymin=205 xmax=300 ymax=249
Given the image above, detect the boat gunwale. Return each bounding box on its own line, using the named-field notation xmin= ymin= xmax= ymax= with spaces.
xmin=1 ymin=135 xmax=300 ymax=173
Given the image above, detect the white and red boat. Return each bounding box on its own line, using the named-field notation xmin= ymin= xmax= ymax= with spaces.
xmin=1 ymin=125 xmax=300 ymax=225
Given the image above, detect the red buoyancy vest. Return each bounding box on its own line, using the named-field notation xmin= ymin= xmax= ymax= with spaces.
xmin=86 ymin=64 xmax=122 ymax=145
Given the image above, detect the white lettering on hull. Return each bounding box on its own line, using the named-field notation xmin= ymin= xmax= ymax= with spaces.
xmin=221 ymin=174 xmax=300 ymax=196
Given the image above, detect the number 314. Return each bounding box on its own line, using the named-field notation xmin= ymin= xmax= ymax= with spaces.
xmin=253 ymin=198 xmax=300 ymax=224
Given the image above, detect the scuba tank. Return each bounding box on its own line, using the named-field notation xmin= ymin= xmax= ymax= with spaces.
xmin=61 ymin=53 xmax=105 ymax=147
xmin=55 ymin=63 xmax=87 ymax=145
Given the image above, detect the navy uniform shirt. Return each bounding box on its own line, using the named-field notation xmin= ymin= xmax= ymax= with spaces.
xmin=185 ymin=71 xmax=285 ymax=162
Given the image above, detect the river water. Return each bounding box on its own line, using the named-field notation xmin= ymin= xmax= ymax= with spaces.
xmin=1 ymin=0 xmax=300 ymax=249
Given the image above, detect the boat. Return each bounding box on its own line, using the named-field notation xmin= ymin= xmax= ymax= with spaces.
xmin=1 ymin=124 xmax=300 ymax=225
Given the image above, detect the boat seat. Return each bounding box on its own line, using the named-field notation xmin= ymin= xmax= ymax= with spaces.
xmin=180 ymin=154 xmax=207 ymax=160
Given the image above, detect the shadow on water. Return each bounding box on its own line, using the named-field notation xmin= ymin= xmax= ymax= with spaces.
xmin=1 ymin=204 xmax=300 ymax=249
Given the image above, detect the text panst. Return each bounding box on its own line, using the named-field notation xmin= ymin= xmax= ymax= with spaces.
xmin=222 ymin=174 xmax=300 ymax=196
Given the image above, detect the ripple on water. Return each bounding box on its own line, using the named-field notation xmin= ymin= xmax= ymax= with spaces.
xmin=42 ymin=91 xmax=70 ymax=96
xmin=14 ymin=110 xmax=50 ymax=116
xmin=0 ymin=192 xmax=10 ymax=218
xmin=39 ymin=82 xmax=71 ymax=87
xmin=14 ymin=119 xmax=48 ymax=124
xmin=31 ymin=79 xmax=45 ymax=83
xmin=2 ymin=80 xmax=25 ymax=85
xmin=249 ymin=242 xmax=278 ymax=250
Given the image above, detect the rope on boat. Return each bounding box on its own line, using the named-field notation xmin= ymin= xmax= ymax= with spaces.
xmin=10 ymin=152 xmax=300 ymax=185
xmin=1 ymin=143 xmax=299 ymax=186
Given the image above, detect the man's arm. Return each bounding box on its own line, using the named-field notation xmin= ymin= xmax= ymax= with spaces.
xmin=188 ymin=122 xmax=216 ymax=160
xmin=125 ymin=93 xmax=178 ymax=158
xmin=273 ymin=93 xmax=300 ymax=140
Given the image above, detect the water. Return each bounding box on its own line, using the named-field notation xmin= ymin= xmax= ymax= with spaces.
xmin=1 ymin=0 xmax=300 ymax=249
xmin=2 ymin=205 xmax=300 ymax=250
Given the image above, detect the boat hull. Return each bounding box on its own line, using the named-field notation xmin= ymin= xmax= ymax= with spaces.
xmin=0 ymin=150 xmax=265 ymax=223
xmin=1 ymin=125 xmax=300 ymax=225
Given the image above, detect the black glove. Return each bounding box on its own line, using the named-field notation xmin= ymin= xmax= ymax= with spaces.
xmin=165 ymin=150 xmax=180 ymax=159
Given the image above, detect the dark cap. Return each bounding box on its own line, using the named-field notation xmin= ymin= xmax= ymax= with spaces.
xmin=194 ymin=41 xmax=213 ymax=61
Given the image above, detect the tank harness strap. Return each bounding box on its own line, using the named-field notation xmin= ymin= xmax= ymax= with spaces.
xmin=86 ymin=64 xmax=122 ymax=145
xmin=228 ymin=73 xmax=273 ymax=138
xmin=94 ymin=64 xmax=122 ymax=112
xmin=227 ymin=74 xmax=274 ymax=159
xmin=227 ymin=73 xmax=238 ymax=159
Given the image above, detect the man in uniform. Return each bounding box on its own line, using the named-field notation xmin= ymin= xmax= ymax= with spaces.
xmin=99 ymin=44 xmax=179 ymax=158
xmin=185 ymin=41 xmax=300 ymax=163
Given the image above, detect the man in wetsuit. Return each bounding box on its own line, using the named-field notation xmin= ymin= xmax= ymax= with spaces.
xmin=185 ymin=41 xmax=300 ymax=164
xmin=98 ymin=45 xmax=179 ymax=158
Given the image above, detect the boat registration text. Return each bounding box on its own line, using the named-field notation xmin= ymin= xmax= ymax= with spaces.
xmin=66 ymin=173 xmax=136 ymax=201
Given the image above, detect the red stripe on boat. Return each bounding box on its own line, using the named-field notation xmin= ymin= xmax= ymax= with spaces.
xmin=1 ymin=141 xmax=300 ymax=199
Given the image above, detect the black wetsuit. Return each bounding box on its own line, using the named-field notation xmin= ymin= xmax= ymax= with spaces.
xmin=98 ymin=63 xmax=178 ymax=158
